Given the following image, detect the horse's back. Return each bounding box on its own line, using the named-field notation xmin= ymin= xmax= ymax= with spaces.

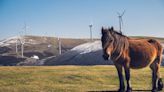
xmin=128 ymin=38 xmax=162 ymax=69
xmin=147 ymin=39 xmax=163 ymax=55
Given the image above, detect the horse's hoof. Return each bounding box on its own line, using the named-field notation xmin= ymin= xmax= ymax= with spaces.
xmin=158 ymin=78 xmax=163 ymax=91
xmin=126 ymin=87 xmax=132 ymax=92
xmin=152 ymin=89 xmax=158 ymax=92
xmin=118 ymin=88 xmax=125 ymax=92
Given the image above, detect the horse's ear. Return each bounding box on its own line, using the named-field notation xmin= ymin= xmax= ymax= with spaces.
xmin=120 ymin=31 xmax=122 ymax=34
xmin=109 ymin=26 xmax=114 ymax=35
xmin=101 ymin=27 xmax=105 ymax=34
xmin=111 ymin=26 xmax=114 ymax=30
xmin=101 ymin=27 xmax=104 ymax=30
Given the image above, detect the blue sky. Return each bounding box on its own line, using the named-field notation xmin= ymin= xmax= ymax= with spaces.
xmin=0 ymin=0 xmax=164 ymax=39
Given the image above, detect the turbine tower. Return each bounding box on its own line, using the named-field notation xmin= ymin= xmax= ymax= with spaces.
xmin=16 ymin=38 xmax=18 ymax=57
xmin=20 ymin=23 xmax=27 ymax=58
xmin=89 ymin=23 xmax=93 ymax=41
xmin=117 ymin=10 xmax=125 ymax=33
xmin=58 ymin=37 xmax=62 ymax=55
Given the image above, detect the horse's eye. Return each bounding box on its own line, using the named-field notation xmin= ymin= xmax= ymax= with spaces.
xmin=109 ymin=39 xmax=113 ymax=42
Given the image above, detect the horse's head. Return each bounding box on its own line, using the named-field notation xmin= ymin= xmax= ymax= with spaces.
xmin=101 ymin=27 xmax=114 ymax=60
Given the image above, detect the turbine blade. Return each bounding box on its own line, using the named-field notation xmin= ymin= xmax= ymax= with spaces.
xmin=117 ymin=12 xmax=120 ymax=16
xmin=121 ymin=10 xmax=126 ymax=16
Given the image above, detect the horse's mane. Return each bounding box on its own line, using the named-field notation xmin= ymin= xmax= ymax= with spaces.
xmin=109 ymin=28 xmax=129 ymax=61
xmin=110 ymin=27 xmax=128 ymax=38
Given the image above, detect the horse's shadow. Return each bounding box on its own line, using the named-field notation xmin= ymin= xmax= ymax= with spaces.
xmin=88 ymin=89 xmax=151 ymax=92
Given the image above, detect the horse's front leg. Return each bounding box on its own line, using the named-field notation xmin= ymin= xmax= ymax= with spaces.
xmin=115 ymin=64 xmax=125 ymax=92
xmin=124 ymin=64 xmax=132 ymax=92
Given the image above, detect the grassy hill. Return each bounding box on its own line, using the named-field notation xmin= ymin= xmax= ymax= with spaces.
xmin=0 ymin=35 xmax=90 ymax=65
xmin=0 ymin=35 xmax=90 ymax=57
xmin=0 ymin=66 xmax=164 ymax=92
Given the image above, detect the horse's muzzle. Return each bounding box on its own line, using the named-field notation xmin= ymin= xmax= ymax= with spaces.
xmin=102 ymin=54 xmax=109 ymax=60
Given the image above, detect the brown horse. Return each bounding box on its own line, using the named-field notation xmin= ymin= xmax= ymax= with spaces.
xmin=101 ymin=27 xmax=163 ymax=92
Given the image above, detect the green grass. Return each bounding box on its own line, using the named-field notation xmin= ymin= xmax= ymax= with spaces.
xmin=0 ymin=66 xmax=164 ymax=92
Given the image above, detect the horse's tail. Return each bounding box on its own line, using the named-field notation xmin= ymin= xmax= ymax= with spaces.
xmin=148 ymin=39 xmax=163 ymax=64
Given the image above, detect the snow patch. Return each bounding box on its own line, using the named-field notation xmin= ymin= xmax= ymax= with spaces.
xmin=0 ymin=36 xmax=20 ymax=46
xmin=31 ymin=55 xmax=39 ymax=60
xmin=45 ymin=40 xmax=113 ymax=65
xmin=71 ymin=41 xmax=102 ymax=54
xmin=0 ymin=36 xmax=41 ymax=47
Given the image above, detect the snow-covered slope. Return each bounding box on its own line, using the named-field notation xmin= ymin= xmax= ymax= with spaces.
xmin=45 ymin=41 xmax=164 ymax=66
xmin=45 ymin=41 xmax=113 ymax=65
xmin=0 ymin=36 xmax=19 ymax=46
xmin=71 ymin=41 xmax=102 ymax=54
xmin=0 ymin=36 xmax=42 ymax=47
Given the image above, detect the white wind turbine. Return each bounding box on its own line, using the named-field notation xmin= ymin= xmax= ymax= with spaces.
xmin=117 ymin=10 xmax=126 ymax=33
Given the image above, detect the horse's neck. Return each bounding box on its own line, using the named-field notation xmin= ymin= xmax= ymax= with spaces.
xmin=111 ymin=36 xmax=129 ymax=61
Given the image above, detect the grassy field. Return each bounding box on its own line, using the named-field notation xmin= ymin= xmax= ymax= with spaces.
xmin=0 ymin=66 xmax=164 ymax=92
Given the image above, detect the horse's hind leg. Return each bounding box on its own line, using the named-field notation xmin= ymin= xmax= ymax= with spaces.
xmin=157 ymin=77 xmax=163 ymax=91
xmin=150 ymin=57 xmax=163 ymax=92
xmin=156 ymin=55 xmax=163 ymax=91
xmin=150 ymin=62 xmax=159 ymax=92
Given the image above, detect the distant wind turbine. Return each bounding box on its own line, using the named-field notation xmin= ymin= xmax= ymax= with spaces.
xmin=58 ymin=37 xmax=62 ymax=55
xmin=117 ymin=10 xmax=126 ymax=33
xmin=89 ymin=22 xmax=93 ymax=42
xmin=15 ymin=38 xmax=18 ymax=57
xmin=20 ymin=22 xmax=28 ymax=58
xmin=22 ymin=22 xmax=28 ymax=36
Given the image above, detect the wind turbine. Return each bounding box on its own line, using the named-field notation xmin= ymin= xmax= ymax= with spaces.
xmin=22 ymin=22 xmax=29 ymax=36
xmin=58 ymin=37 xmax=62 ymax=55
xmin=117 ymin=10 xmax=125 ymax=33
xmin=15 ymin=38 xmax=18 ymax=57
xmin=19 ymin=23 xmax=27 ymax=58
xmin=19 ymin=32 xmax=25 ymax=58
xmin=89 ymin=22 xmax=93 ymax=42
